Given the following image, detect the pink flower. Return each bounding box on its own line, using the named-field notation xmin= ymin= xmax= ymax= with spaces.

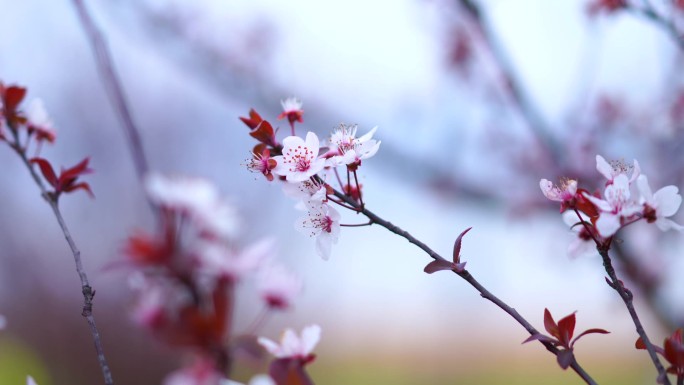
xmin=637 ymin=175 xmax=684 ymax=231
xmin=272 ymin=132 xmax=326 ymax=182
xmin=257 ymin=264 xmax=302 ymax=310
xmin=562 ymin=212 xmax=596 ymax=258
xmin=595 ymin=155 xmax=640 ymax=185
xmin=295 ymin=203 xmax=340 ymax=260
xmin=258 ymin=324 xmax=321 ymax=361
xmin=245 ymin=149 xmax=277 ymax=182
xmin=325 ymin=124 xmax=380 ymax=168
xmin=584 ymin=174 xmax=641 ymax=237
xmin=197 ymin=239 xmax=272 ymax=281
xmin=282 ymin=179 xmax=327 ymax=204
xmin=277 ymin=97 xmax=304 ymax=126
xmin=26 ymin=98 xmax=56 ymax=144
xmin=540 ymin=178 xmax=577 ymax=203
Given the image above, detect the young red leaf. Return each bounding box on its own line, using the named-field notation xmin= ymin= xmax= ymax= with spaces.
xmin=557 ymin=312 xmax=577 ymax=346
xmin=424 ymin=259 xmax=455 ymax=274
xmin=29 ymin=157 xmax=59 ymax=187
xmin=3 ymin=85 xmax=27 ymax=113
xmin=249 ymin=120 xmax=277 ymax=147
xmin=635 ymin=336 xmax=647 ymax=350
xmin=452 ymin=227 xmax=472 ymax=263
xmin=239 ymin=108 xmax=263 ymax=130
xmin=63 ymin=182 xmax=95 ymax=198
xmin=543 ymin=308 xmax=560 ymax=340
xmin=59 ymin=157 xmax=92 ymax=181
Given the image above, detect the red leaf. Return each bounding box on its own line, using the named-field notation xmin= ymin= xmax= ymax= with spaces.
xmin=29 ymin=157 xmax=58 ymax=187
xmin=424 ymin=259 xmax=454 ymax=274
xmin=557 ymin=312 xmax=577 ymax=346
xmin=249 ymin=120 xmax=277 ymax=147
xmin=62 ymin=182 xmax=95 ymax=198
xmin=239 ymin=108 xmax=263 ymax=130
xmin=59 ymin=157 xmax=92 ymax=181
xmin=4 ymin=86 xmax=27 ymax=112
xmin=635 ymin=337 xmax=647 ymax=350
xmin=543 ymin=308 xmax=559 ymax=340
xmin=452 ymin=227 xmax=472 ymax=263
xmin=522 ymin=333 xmax=556 ymax=345
xmin=572 ymin=328 xmax=610 ymax=348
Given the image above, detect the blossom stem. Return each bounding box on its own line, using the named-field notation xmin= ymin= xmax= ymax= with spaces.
xmin=330 ymin=187 xmax=599 ymax=385
xmin=353 ymin=170 xmax=365 ymax=209
xmin=6 ymin=125 xmax=114 ymax=385
xmin=573 ymin=208 xmax=601 ymax=246
xmin=327 ymin=196 xmax=361 ymax=212
xmin=598 ymin=248 xmax=671 ymax=385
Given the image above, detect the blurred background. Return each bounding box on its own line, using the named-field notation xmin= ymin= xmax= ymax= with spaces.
xmin=1 ymin=0 xmax=684 ymax=384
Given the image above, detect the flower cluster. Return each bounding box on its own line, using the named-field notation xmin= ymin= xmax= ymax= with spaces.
xmin=240 ymin=98 xmax=381 ymax=260
xmin=1 ymin=81 xmax=92 ymax=201
xmin=122 ymin=173 xmax=306 ymax=384
xmin=541 ymin=155 xmax=683 ymax=251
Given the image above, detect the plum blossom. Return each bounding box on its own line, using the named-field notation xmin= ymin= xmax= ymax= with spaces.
xmin=197 ymin=239 xmax=272 ymax=281
xmin=26 ymin=98 xmax=56 ymax=144
xmin=595 ymin=155 xmax=639 ymax=185
xmin=258 ymin=324 xmax=321 ymax=360
xmin=282 ymin=179 xmax=327 ymax=205
xmin=145 ymin=174 xmax=240 ymax=239
xmin=272 ymin=132 xmax=326 ymax=182
xmin=584 ymin=174 xmax=642 ymax=237
xmin=540 ymin=178 xmax=578 ymax=211
xmin=244 ymin=149 xmax=277 ymax=181
xmin=636 ymin=175 xmax=684 ymax=231
xmin=257 ymin=263 xmax=303 ymax=310
xmin=278 ymin=97 xmax=303 ymax=125
xmin=296 ymin=203 xmax=340 ymax=260
xmin=325 ymin=124 xmax=380 ymax=168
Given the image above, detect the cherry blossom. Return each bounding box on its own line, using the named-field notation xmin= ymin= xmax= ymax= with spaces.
xmin=595 ymin=155 xmax=640 ymax=185
xmin=540 ymin=178 xmax=577 ymax=209
xmin=282 ymin=179 xmax=327 ymax=207
xmin=584 ymin=174 xmax=642 ymax=237
xmin=325 ymin=124 xmax=380 ymax=168
xmin=636 ymin=175 xmax=684 ymax=231
xmin=197 ymin=239 xmax=272 ymax=281
xmin=295 ymin=203 xmax=340 ymax=260
xmin=244 ymin=149 xmax=277 ymax=181
xmin=272 ymin=132 xmax=326 ymax=182
xmin=258 ymin=324 xmax=321 ymax=361
xmin=257 ymin=263 xmax=303 ymax=310
xmin=277 ymin=97 xmax=304 ymax=126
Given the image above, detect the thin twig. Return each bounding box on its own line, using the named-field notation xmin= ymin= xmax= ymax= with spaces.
xmin=627 ymin=3 xmax=684 ymax=51
xmin=330 ymin=187 xmax=599 ymax=385
xmin=71 ymin=0 xmax=151 ymax=188
xmin=458 ymin=0 xmax=562 ymax=166
xmin=598 ymin=247 xmax=670 ymax=385
xmin=7 ymin=134 xmax=114 ymax=385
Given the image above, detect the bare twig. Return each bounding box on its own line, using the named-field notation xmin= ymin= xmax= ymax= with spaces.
xmin=71 ymin=0 xmax=151 ymax=188
xmin=6 ymin=131 xmax=114 ymax=385
xmin=458 ymin=0 xmax=562 ymax=166
xmin=330 ymin=187 xmax=599 ymax=385
xmin=627 ymin=3 xmax=684 ymax=51
xmin=597 ymin=247 xmax=670 ymax=384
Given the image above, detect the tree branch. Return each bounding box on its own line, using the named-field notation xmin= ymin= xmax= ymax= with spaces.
xmin=330 ymin=187 xmax=599 ymax=385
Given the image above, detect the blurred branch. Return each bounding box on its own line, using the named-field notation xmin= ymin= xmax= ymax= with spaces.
xmin=457 ymin=0 xmax=562 ymax=167
xmin=71 ymin=0 xmax=152 ymax=196
xmin=627 ymin=2 xmax=684 ymax=51
xmin=330 ymin=186 xmax=599 ymax=385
